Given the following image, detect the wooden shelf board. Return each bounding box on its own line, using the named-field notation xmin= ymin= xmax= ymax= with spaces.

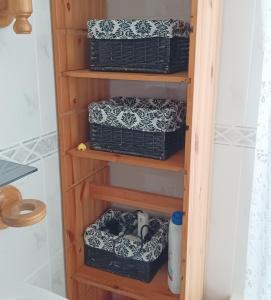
xmin=90 ymin=184 xmax=182 ymax=214
xmin=69 ymin=143 xmax=184 ymax=172
xmin=64 ymin=69 xmax=189 ymax=83
xmin=74 ymin=265 xmax=179 ymax=300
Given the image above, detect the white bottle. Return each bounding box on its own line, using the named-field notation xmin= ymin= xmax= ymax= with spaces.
xmin=168 ymin=211 xmax=183 ymax=294
xmin=137 ymin=211 xmax=149 ymax=239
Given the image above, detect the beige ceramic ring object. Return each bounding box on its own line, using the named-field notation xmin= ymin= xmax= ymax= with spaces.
xmin=2 ymin=199 xmax=46 ymax=227
xmin=0 ymin=185 xmax=46 ymax=228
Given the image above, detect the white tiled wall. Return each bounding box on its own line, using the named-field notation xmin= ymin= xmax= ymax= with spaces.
xmin=0 ymin=0 xmax=65 ymax=297
xmin=205 ymin=0 xmax=261 ymax=299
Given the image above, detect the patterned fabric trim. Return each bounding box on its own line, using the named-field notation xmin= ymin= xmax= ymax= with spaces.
xmin=84 ymin=209 xmax=169 ymax=262
xmin=88 ymin=96 xmax=186 ymax=133
xmin=87 ymin=19 xmax=190 ymax=40
xmin=0 ymin=131 xmax=58 ymax=164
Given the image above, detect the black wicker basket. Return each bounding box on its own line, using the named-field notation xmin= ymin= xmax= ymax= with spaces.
xmin=84 ymin=209 xmax=169 ymax=282
xmin=88 ymin=97 xmax=186 ymax=160
xmin=89 ymin=124 xmax=185 ymax=160
xmin=84 ymin=246 xmax=168 ymax=283
xmin=87 ymin=19 xmax=190 ymax=74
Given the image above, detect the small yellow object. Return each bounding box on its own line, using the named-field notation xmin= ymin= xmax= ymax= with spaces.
xmin=77 ymin=143 xmax=87 ymax=151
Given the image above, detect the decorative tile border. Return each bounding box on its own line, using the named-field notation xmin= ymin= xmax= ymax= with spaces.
xmin=0 ymin=124 xmax=256 ymax=166
xmin=0 ymin=131 xmax=58 ymax=165
xmin=215 ymin=124 xmax=257 ymax=149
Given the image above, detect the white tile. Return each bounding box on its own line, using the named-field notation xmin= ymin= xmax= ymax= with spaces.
xmin=0 ymin=219 xmax=49 ymax=282
xmin=0 ymin=132 xmax=58 ymax=164
xmin=229 ymin=293 xmax=244 ymax=300
xmin=25 ymin=261 xmax=52 ymax=291
xmin=0 ymin=0 xmax=63 ymax=294
xmin=42 ymin=154 xmax=63 ymax=257
xmin=33 ymin=0 xmax=57 ymax=135
xmin=243 ymin=0 xmax=262 ymax=128
xmin=205 ymin=145 xmax=255 ymax=300
xmin=0 ymin=22 xmax=41 ymax=147
xmin=215 ymin=0 xmax=256 ymax=126
xmin=205 ymin=145 xmax=243 ymax=300
xmin=50 ymin=250 xmax=66 ymax=297
xmin=215 ymin=125 xmax=256 ymax=148
xmin=231 ymin=149 xmax=255 ymax=296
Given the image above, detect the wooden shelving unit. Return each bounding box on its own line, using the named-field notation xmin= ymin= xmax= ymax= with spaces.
xmin=89 ymin=184 xmax=182 ymax=215
xmin=64 ymin=69 xmax=189 ymax=83
xmin=50 ymin=1 xmax=222 ymax=300
xmin=69 ymin=144 xmax=185 ymax=172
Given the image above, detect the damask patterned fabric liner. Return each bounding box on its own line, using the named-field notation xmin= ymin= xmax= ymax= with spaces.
xmin=244 ymin=0 xmax=271 ymax=299
xmin=87 ymin=19 xmax=190 ymax=40
xmin=88 ymin=96 xmax=186 ymax=132
xmin=84 ymin=209 xmax=169 ymax=262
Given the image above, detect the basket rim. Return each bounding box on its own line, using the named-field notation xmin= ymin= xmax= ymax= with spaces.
xmin=87 ymin=18 xmax=191 ymax=40
xmin=88 ymin=97 xmax=186 ymax=133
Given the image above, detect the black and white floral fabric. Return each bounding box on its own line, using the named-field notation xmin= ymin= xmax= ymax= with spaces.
xmin=88 ymin=96 xmax=186 ymax=132
xmin=84 ymin=209 xmax=169 ymax=262
xmin=87 ymin=19 xmax=190 ymax=40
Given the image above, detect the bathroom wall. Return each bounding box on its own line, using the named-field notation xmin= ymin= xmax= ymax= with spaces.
xmin=205 ymin=0 xmax=261 ymax=299
xmin=0 ymin=0 xmax=65 ymax=297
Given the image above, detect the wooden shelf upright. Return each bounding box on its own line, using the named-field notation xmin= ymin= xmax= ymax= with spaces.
xmin=50 ymin=1 xmax=223 ymax=299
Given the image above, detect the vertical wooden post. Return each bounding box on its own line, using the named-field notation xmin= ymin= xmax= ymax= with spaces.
xmin=50 ymin=1 xmax=109 ymax=299
xmin=181 ymin=0 xmax=223 ymax=299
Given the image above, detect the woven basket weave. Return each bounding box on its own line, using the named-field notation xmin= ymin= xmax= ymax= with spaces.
xmin=84 ymin=209 xmax=169 ymax=282
xmin=85 ymin=245 xmax=168 ymax=282
xmin=89 ymin=37 xmax=189 ymax=73
xmin=88 ymin=97 xmax=186 ymax=160
xmin=87 ymin=19 xmax=190 ymax=74
xmin=89 ymin=124 xmax=185 ymax=160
